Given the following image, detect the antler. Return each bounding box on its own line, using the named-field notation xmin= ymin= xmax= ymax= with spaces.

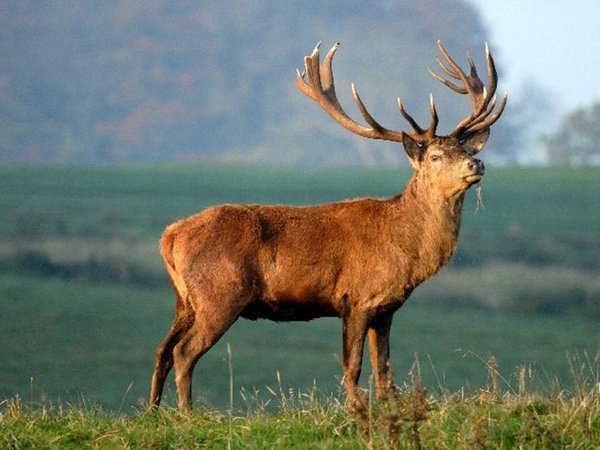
xmin=429 ymin=40 xmax=507 ymax=138
xmin=296 ymin=41 xmax=506 ymax=144
xmin=296 ymin=43 xmax=430 ymax=143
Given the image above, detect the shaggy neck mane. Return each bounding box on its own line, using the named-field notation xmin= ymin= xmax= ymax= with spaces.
xmin=401 ymin=170 xmax=466 ymax=216
xmin=390 ymin=172 xmax=466 ymax=285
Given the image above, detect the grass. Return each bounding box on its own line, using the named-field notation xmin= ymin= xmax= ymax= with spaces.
xmin=2 ymin=165 xmax=599 ymax=238
xmin=2 ymin=366 xmax=599 ymax=449
xmin=413 ymin=262 xmax=600 ymax=316
xmin=1 ymin=274 xmax=597 ymax=413
xmin=1 ymin=164 xmax=599 ymax=446
xmin=0 ymin=165 xmax=404 ymax=238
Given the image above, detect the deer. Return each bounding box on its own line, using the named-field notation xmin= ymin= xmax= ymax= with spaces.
xmin=149 ymin=40 xmax=507 ymax=413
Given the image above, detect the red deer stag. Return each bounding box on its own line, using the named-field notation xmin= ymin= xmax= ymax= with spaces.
xmin=149 ymin=40 xmax=507 ymax=413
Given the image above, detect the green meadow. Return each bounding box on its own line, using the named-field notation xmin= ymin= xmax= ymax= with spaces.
xmin=0 ymin=165 xmax=598 ymax=440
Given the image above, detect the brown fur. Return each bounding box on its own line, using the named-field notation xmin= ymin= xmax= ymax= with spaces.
xmin=148 ymin=42 xmax=506 ymax=413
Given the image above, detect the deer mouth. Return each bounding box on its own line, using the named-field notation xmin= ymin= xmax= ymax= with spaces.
xmin=464 ymin=161 xmax=485 ymax=184
xmin=463 ymin=174 xmax=483 ymax=184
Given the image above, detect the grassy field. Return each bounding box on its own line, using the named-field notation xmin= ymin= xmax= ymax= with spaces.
xmin=2 ymin=375 xmax=599 ymax=448
xmin=2 ymin=165 xmax=599 ymax=274
xmin=1 ymin=273 xmax=597 ymax=413
xmin=0 ymin=165 xmax=599 ymax=446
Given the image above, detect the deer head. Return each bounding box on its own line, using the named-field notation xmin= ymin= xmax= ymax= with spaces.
xmin=296 ymin=41 xmax=507 ymax=200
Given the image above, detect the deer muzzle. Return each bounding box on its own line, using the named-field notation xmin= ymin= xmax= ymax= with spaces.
xmin=464 ymin=158 xmax=485 ymax=183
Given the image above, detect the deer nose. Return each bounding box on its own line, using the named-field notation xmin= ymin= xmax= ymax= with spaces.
xmin=468 ymin=158 xmax=485 ymax=175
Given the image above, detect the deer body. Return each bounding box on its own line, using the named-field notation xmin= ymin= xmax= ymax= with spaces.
xmin=149 ymin=41 xmax=506 ymax=412
xmin=164 ymin=181 xmax=460 ymax=323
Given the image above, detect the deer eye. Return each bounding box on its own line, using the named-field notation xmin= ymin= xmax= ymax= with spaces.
xmin=430 ymin=154 xmax=441 ymax=162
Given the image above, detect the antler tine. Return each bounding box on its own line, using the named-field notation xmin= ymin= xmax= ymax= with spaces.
xmin=429 ymin=40 xmax=506 ymax=138
xmin=467 ymin=53 xmax=478 ymax=77
xmin=465 ymin=93 xmax=498 ymax=129
xmin=397 ymin=98 xmax=425 ymax=135
xmin=466 ymin=91 xmax=508 ymax=133
xmin=429 ymin=65 xmax=467 ymax=94
xmin=320 ymin=42 xmax=338 ymax=92
xmin=428 ymin=93 xmax=439 ymax=134
xmin=319 ymin=42 xmax=387 ymax=131
xmin=352 ymin=84 xmax=385 ymax=131
xmin=435 ymin=41 xmax=472 ymax=86
xmin=439 ymin=41 xmax=488 ymax=110
xmin=434 ymin=56 xmax=460 ymax=80
xmin=483 ymin=43 xmax=498 ymax=106
xmin=296 ymin=42 xmax=404 ymax=142
xmin=306 ymin=43 xmax=321 ymax=87
xmin=395 ymin=94 xmax=439 ymax=139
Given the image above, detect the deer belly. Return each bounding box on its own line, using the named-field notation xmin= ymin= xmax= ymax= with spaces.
xmin=240 ymin=295 xmax=338 ymax=322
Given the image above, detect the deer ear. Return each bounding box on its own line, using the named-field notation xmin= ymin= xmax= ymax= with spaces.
xmin=402 ymin=134 xmax=424 ymax=168
xmin=462 ymin=129 xmax=490 ymax=154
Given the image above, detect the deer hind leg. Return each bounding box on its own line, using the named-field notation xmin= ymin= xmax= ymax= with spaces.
xmin=149 ymin=294 xmax=194 ymax=411
xmin=367 ymin=313 xmax=394 ymax=401
xmin=342 ymin=309 xmax=369 ymax=414
xmin=172 ymin=288 xmax=250 ymax=412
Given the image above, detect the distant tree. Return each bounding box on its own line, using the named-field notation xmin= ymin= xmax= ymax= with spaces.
xmin=487 ymin=81 xmax=556 ymax=165
xmin=544 ymin=102 xmax=600 ymax=166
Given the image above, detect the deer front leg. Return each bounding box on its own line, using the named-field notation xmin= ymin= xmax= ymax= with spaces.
xmin=342 ymin=309 xmax=369 ymax=413
xmin=367 ymin=313 xmax=394 ymax=400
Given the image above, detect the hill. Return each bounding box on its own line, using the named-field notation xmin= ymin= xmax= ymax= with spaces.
xmin=0 ymin=0 xmax=523 ymax=166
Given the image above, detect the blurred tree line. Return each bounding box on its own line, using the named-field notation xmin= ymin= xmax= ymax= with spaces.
xmin=0 ymin=0 xmax=566 ymax=166
xmin=544 ymin=103 xmax=600 ymax=166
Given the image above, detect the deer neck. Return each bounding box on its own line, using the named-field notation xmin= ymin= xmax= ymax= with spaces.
xmin=402 ymin=172 xmax=466 ymax=221
xmin=391 ymin=173 xmax=466 ymax=284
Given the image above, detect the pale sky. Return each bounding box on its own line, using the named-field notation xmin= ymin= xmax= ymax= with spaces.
xmin=468 ymin=0 xmax=600 ymax=111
